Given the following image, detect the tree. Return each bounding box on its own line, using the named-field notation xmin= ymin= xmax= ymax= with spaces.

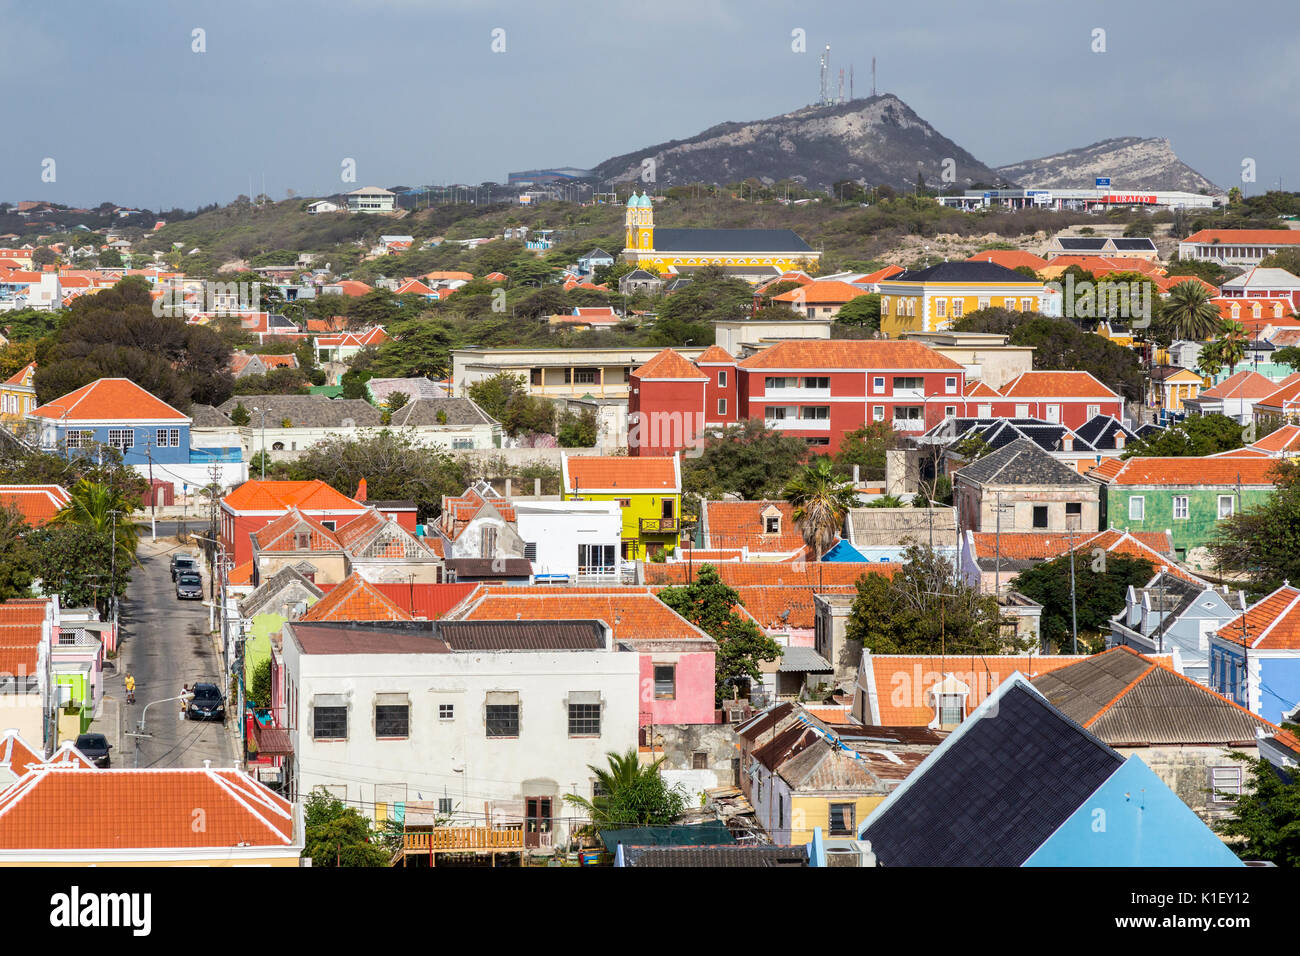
xmin=1259 ymin=247 xmax=1300 ymax=276
xmin=249 ymin=657 xmax=272 ymax=708
xmin=1273 ymin=346 xmax=1300 ymax=370
xmin=1159 ymin=281 xmax=1223 ymax=342
xmin=98 ymin=247 xmax=123 ymax=268
xmin=682 ymin=419 xmax=809 ymax=500
xmin=501 ymin=392 xmax=556 ymax=438
xmin=557 ymin=408 xmax=597 ymax=447
xmin=302 ymin=790 xmax=390 ymax=867
xmin=782 ymin=457 xmax=859 ymax=559
xmin=845 ymin=544 xmax=1018 ymax=655
xmin=1216 ymin=319 xmax=1248 ymax=374
xmin=1012 ymin=552 xmax=1155 ymax=653
xmin=27 ymin=524 xmax=129 ymax=613
xmin=1214 ymin=753 xmax=1300 ymax=865
xmin=833 ymin=294 xmax=882 ymax=330
xmin=31 ymin=247 xmax=58 ymax=268
xmin=1196 ymin=341 xmax=1225 ymax=381
xmin=367 ymin=319 xmax=455 ymax=379
xmin=229 ymin=402 xmax=251 ymax=426
xmin=563 ymin=749 xmax=687 ymax=831
xmin=658 ymin=564 xmax=782 ymax=701
xmin=1209 ymin=460 xmax=1300 ymax=591
xmin=386 ymin=390 xmax=409 ymax=412
xmin=0 ymin=506 xmax=33 ymax=601
xmin=834 ymin=421 xmax=900 ymax=481
xmin=467 ymin=372 xmax=527 ymax=423
xmin=1121 ymin=413 xmax=1245 ymax=458
xmin=50 ymin=479 xmax=140 ymax=568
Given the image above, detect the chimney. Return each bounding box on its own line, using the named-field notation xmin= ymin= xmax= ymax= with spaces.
xmin=354 ymin=478 xmax=367 ymax=501
xmin=505 ymin=478 xmax=512 ymax=498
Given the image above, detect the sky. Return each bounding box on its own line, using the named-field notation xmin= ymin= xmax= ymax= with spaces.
xmin=2 ymin=0 xmax=1297 ymax=210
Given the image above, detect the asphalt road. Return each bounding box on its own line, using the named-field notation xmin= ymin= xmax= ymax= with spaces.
xmin=108 ymin=523 xmax=237 ymax=769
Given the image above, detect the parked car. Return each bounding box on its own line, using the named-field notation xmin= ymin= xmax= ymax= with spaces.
xmin=170 ymin=554 xmax=198 ymax=581
xmin=188 ymin=683 xmax=226 ymax=722
xmin=175 ymin=571 xmax=203 ymax=600
xmin=75 ymin=733 xmax=112 ymax=768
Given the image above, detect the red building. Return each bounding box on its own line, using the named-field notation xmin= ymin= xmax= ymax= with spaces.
xmin=629 ymin=340 xmax=968 ymax=454
xmin=988 ymin=371 xmax=1123 ymax=430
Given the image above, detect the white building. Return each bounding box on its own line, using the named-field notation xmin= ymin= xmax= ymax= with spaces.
xmin=281 ymin=618 xmax=640 ymax=844
xmin=306 ymin=200 xmax=340 ymax=214
xmin=514 ymin=500 xmax=626 ymax=582
xmin=346 ymin=186 xmax=397 ymax=214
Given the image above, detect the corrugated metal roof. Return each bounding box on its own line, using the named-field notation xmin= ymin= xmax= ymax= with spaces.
xmin=621 ymin=845 xmax=808 ymax=867
xmin=438 ymin=620 xmax=606 ymax=651
xmin=600 ymin=821 xmax=734 ymax=853
xmin=777 ymin=646 xmax=833 ymax=673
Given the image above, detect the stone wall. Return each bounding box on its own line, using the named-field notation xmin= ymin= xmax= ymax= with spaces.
xmin=1118 ymin=743 xmax=1258 ymax=824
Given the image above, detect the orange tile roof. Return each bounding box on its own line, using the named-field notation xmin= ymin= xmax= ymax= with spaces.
xmin=1183 ymin=229 xmax=1300 ymax=246
xmin=1273 ymin=727 xmax=1300 ymax=756
xmin=1216 ymin=585 xmax=1300 ymax=649
xmin=457 ymin=587 xmax=712 ymax=644
xmin=0 ymin=600 xmax=48 ymax=675
xmin=1198 ymin=370 xmax=1280 ymax=401
xmin=565 ymin=455 xmax=677 ymax=492
xmin=1098 ymin=456 xmax=1280 ymax=486
xmin=694 ymin=345 xmax=735 ymax=364
xmin=1154 ymin=275 xmax=1219 ymax=295
xmin=30 ymin=378 xmax=188 ymax=422
xmin=859 ymin=264 xmax=905 ymax=283
xmin=964 ymin=380 xmax=1000 ymax=398
xmin=333 ymin=280 xmax=372 ymax=297
xmin=306 ymin=316 xmax=348 ymax=333
xmin=676 ymin=548 xmax=747 ymax=561
xmin=0 ymin=732 xmax=47 ymax=780
xmin=998 ymin=370 xmax=1120 ymax=399
xmin=483 ymin=272 xmax=508 ymax=282
xmin=739 ymin=340 xmax=963 ymax=371
xmin=252 ymin=508 xmax=342 ymax=553
xmin=970 ymin=529 xmax=1202 ymax=583
xmin=0 ymin=766 xmax=295 ymax=850
xmin=643 ymin=561 xmax=900 ymax=587
xmin=423 ymin=271 xmax=474 ymax=282
xmin=3 ymin=362 xmax=35 ymax=386
xmin=704 ymin=500 xmax=804 ymax=552
xmin=633 ymin=349 xmax=707 ymax=381
xmin=222 ymin=480 xmax=362 ymax=514
xmin=0 ymin=485 xmax=70 ymax=526
xmin=1252 ymin=424 xmax=1300 ymax=453
xmin=771 ymin=280 xmax=869 ymax=305
xmin=965 ymin=250 xmax=1048 ymax=271
xmin=862 ymin=653 xmax=1089 ymax=726
xmin=732 ymin=585 xmax=858 ymax=629
xmin=300 ymin=573 xmax=413 ymax=623
xmin=1045 ymin=255 xmax=1165 ymax=277
xmin=1210 ymin=296 xmax=1292 ymax=324
xmin=1256 ymin=376 xmax=1300 ymax=411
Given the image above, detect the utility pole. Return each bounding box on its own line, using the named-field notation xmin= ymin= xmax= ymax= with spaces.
xmin=1067 ymin=524 xmax=1079 ymax=654
xmin=994 ymin=491 xmax=1002 ymax=596
xmin=146 ymin=441 xmax=156 ymax=543
xmin=108 ymin=509 xmax=120 ymax=626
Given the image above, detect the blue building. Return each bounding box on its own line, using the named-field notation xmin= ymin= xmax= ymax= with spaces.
xmin=30 ymin=377 xmax=244 ymax=494
xmin=1209 ymin=583 xmax=1300 ymax=725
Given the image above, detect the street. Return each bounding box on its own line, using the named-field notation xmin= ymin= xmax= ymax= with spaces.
xmin=98 ymin=521 xmax=237 ymax=769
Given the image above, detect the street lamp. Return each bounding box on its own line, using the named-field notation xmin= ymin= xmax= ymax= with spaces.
xmin=251 ymin=406 xmax=267 ymax=479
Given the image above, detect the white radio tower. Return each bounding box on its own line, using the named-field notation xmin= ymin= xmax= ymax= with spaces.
xmin=819 ymin=45 xmax=831 ymax=106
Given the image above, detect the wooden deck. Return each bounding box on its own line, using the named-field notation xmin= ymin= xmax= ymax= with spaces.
xmin=394 ymin=826 xmax=527 ymax=865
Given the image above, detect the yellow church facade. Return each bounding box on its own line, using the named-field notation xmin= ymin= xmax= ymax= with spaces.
xmin=620 ymin=191 xmax=819 ymax=278
xmin=877 ymin=261 xmax=1047 ymax=337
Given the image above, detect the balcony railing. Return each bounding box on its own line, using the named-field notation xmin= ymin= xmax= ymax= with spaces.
xmin=892 ymin=419 xmax=923 ymax=431
xmin=403 ymin=826 xmax=525 ymax=852
xmin=640 ymin=517 xmax=679 ymax=534
xmin=765 ymin=418 xmax=830 ymax=431
xmin=763 ymin=387 xmax=831 ymax=400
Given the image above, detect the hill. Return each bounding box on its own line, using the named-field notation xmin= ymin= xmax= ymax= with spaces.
xmin=995 ymin=137 xmax=1222 ymax=193
xmin=590 ymin=94 xmax=1004 ymax=191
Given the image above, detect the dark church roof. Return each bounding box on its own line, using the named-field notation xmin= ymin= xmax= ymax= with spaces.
xmin=895 ymin=261 xmax=1041 ymax=283
xmin=651 ymin=228 xmax=813 ymax=254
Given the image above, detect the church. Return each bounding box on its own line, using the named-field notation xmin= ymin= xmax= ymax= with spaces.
xmin=621 ymin=191 xmax=820 ymax=281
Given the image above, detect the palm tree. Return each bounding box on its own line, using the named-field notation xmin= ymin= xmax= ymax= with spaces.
xmin=1216 ymin=319 xmax=1248 ymax=374
xmin=50 ymin=479 xmax=140 ymax=563
xmin=563 ymin=749 xmax=685 ymax=831
xmin=1161 ymin=281 xmax=1223 ymax=342
xmin=1196 ymin=341 xmax=1224 ymax=383
xmin=782 ymin=457 xmax=860 ymax=559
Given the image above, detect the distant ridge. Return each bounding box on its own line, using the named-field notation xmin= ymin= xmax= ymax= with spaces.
xmin=996 ymin=137 xmax=1222 ymax=193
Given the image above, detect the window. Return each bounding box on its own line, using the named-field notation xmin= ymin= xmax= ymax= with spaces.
xmin=66 ymin=429 xmax=92 ymax=449
xmin=578 ymin=543 xmax=615 ymax=574
xmin=155 ymin=428 xmax=180 ymax=448
xmin=452 ymin=438 xmax=473 ymax=450
xmin=765 ymin=376 xmax=794 ymax=390
xmin=1045 ymin=404 xmax=1061 ymax=423
xmin=107 ymin=429 xmax=134 ymax=450
xmin=321 ymin=520 xmax=336 ymax=531
xmin=1014 ymin=404 xmax=1029 ymax=418
xmin=945 ymin=376 xmax=957 ymax=394
xmin=893 ymin=376 xmax=923 ymax=391
xmin=1218 ymin=495 xmax=1235 ymax=519
xmin=438 ymin=797 xmax=453 ymax=815
xmin=1129 ymin=496 xmax=1145 ymax=521
xmin=802 ymin=377 xmax=829 ymax=390
xmin=717 ymin=370 xmax=727 ymax=387
xmin=692 ymin=752 xmax=708 ymax=770
xmin=1032 ymin=505 xmax=1048 ymax=529
xmin=294 ymin=531 xmax=310 ymax=549
xmin=1210 ymin=765 xmax=1243 ymax=802
xmin=799 ymin=406 xmax=829 ymax=420
xmin=567 ymin=692 xmax=602 ymax=736
xmin=977 ymin=403 xmax=992 ymax=418
xmin=892 ymin=406 xmax=922 ymax=421
xmin=375 ymin=696 xmax=410 ymax=738
xmin=574 ymin=368 xmax=597 ymax=385
xmin=1020 ymin=298 xmax=1034 ymax=311
xmin=485 ymin=692 xmax=520 ymax=738
xmin=935 ymin=298 xmax=947 ymax=318
xmin=938 ymin=694 xmax=965 ymax=725
xmin=1004 ymin=298 xmax=1018 ymax=311
xmin=593 ymin=779 xmax=609 ymax=799
xmin=439 ymin=703 xmax=455 ymax=721
xmin=480 ymin=525 xmax=497 ymax=556
xmin=872 ymin=406 xmax=884 ymax=422
xmin=312 ymin=704 xmax=347 ymax=740
xmin=764 ymin=515 xmax=781 ymax=534
xmin=944 ymin=406 xmax=957 ymax=418
xmin=717 ymin=398 xmax=727 ymax=415
xmin=1066 ymin=502 xmax=1082 ymax=529
xmin=978 ymin=297 xmax=990 ymax=309
xmin=952 ymin=299 xmax=964 ymax=318
xmin=615 ymin=498 xmax=630 ymax=508
xmin=654 ymin=664 xmax=676 ymax=700
xmin=1173 ymin=495 xmax=1189 ymax=519
xmin=828 ymin=803 xmax=856 ymax=837
xmin=873 ymin=376 xmax=885 ymax=392
xmin=1087 ymin=404 xmax=1100 ymax=418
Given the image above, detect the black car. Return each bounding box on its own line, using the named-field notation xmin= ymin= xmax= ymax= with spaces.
xmin=170 ymin=555 xmax=198 ymax=582
xmin=75 ymin=733 xmax=112 ymax=768
xmin=188 ymin=683 xmax=226 ymax=722
xmin=175 ymin=571 xmax=203 ymax=600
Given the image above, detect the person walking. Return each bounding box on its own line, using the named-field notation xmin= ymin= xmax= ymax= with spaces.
xmin=180 ymin=683 xmax=192 ymax=720
xmin=124 ymin=672 xmax=135 ymax=704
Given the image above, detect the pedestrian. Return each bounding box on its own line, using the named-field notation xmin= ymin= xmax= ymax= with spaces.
xmin=180 ymin=683 xmax=191 ymax=720
xmin=124 ymin=671 xmax=135 ymax=704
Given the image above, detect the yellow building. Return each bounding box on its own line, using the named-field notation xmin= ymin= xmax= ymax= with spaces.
xmin=877 ymin=261 xmax=1047 ymax=337
xmin=0 ymin=362 xmax=36 ymax=432
xmin=621 ymin=191 xmax=819 ymax=280
xmin=561 ymin=452 xmax=681 ymax=559
xmin=1151 ymin=365 xmax=1202 ymax=412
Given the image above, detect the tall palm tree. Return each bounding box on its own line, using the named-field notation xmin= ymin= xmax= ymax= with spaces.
xmin=1216 ymin=319 xmax=1248 ymax=374
xmin=782 ymin=457 xmax=860 ymax=559
xmin=50 ymin=479 xmax=140 ymax=562
xmin=563 ymin=749 xmax=684 ymax=830
xmin=1161 ymin=281 xmax=1223 ymax=342
xmin=1196 ymin=341 xmax=1224 ymax=383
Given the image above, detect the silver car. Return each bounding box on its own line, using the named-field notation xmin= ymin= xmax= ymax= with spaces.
xmin=175 ymin=571 xmax=203 ymax=600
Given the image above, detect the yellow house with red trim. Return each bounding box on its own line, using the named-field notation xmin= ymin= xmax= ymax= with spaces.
xmin=0 ymin=362 xmax=36 ymax=432
xmin=878 ymin=261 xmax=1046 ymax=337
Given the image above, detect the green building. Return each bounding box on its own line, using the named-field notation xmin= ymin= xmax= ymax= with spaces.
xmin=1090 ymin=455 xmax=1277 ymax=564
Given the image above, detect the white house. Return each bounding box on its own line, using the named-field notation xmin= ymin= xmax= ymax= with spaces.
xmin=281 ymin=618 xmax=640 ymax=845
xmin=346 ymin=186 xmax=397 ymax=214
xmin=306 ymin=200 xmax=340 ymax=215
xmin=513 ymin=500 xmax=626 ymax=582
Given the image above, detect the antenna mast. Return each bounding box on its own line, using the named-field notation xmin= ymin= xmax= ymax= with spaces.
xmin=819 ymin=45 xmax=830 ymax=106
xmin=850 ymin=65 xmax=854 ymax=100
xmin=872 ymin=56 xmax=877 ymax=96
xmin=838 ymin=68 xmax=845 ymax=105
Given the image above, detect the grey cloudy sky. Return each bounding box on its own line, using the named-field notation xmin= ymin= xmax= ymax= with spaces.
xmin=2 ymin=0 xmax=1296 ymax=209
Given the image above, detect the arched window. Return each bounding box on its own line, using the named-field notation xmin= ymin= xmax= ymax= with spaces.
xmin=272 ymin=441 xmax=285 ymax=451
